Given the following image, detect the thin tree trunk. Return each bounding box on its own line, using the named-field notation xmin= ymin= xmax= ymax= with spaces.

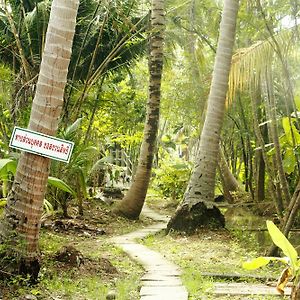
xmin=268 ymin=179 xmax=300 ymax=256
xmin=218 ymin=145 xmax=241 ymax=203
xmin=63 ymin=2 xmax=102 ymax=122
xmin=237 ymin=95 xmax=254 ymax=197
xmin=0 ymin=0 xmax=79 ymax=278
xmin=168 ymin=0 xmax=239 ymax=232
xmin=83 ymin=78 xmax=105 ymax=144
xmin=113 ymin=0 xmax=165 ymax=219
xmin=265 ymin=70 xmax=291 ymax=206
xmin=282 ymin=180 xmax=300 ymax=238
xmin=254 ymin=91 xmax=266 ymax=202
xmin=291 ymin=280 xmax=300 ymax=300
xmin=77 ymin=176 xmax=84 ymax=216
xmin=3 ymin=3 xmax=31 ymax=81
xmin=250 ymin=84 xmax=283 ymax=217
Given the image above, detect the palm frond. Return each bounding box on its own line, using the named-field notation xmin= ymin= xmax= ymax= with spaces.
xmin=69 ymin=0 xmax=149 ymax=82
xmin=22 ymin=0 xmax=50 ymax=66
xmin=228 ymin=26 xmax=298 ymax=101
xmin=63 ymin=118 xmax=83 ymax=140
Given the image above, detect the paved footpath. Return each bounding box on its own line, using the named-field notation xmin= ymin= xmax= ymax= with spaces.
xmin=111 ymin=206 xmax=189 ymax=300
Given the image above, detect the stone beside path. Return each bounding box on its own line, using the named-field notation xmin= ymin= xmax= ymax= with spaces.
xmin=111 ymin=206 xmax=189 ymax=300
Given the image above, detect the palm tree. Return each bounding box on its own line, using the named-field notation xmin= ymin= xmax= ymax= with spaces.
xmin=225 ymin=13 xmax=300 ymax=241
xmin=114 ymin=0 xmax=165 ymax=219
xmin=0 ymin=0 xmax=148 ymax=124
xmin=167 ymin=0 xmax=240 ymax=232
xmin=0 ymin=0 xmax=79 ymax=278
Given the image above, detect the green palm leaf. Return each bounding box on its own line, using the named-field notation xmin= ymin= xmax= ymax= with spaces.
xmin=228 ymin=27 xmax=298 ymax=101
xmin=47 ymin=176 xmax=76 ymax=197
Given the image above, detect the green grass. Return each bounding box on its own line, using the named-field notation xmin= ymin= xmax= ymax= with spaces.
xmin=141 ymin=230 xmax=286 ymax=300
xmin=1 ymin=220 xmax=144 ymax=299
xmin=38 ymin=231 xmax=143 ymax=300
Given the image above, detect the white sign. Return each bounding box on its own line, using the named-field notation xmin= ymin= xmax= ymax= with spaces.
xmin=9 ymin=127 xmax=74 ymax=163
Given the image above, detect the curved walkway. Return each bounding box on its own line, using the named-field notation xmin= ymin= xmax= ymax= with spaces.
xmin=111 ymin=206 xmax=188 ymax=300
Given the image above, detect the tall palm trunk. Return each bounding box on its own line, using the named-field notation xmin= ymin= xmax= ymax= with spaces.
xmin=0 ymin=0 xmax=79 ymax=278
xmin=114 ymin=0 xmax=165 ymax=219
xmin=168 ymin=0 xmax=239 ymax=232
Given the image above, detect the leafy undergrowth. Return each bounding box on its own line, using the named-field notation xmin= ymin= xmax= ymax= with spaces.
xmin=0 ymin=199 xmax=153 ymax=300
xmin=0 ymin=194 xmax=293 ymax=300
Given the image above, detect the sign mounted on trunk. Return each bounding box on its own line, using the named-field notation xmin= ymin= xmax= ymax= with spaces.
xmin=9 ymin=127 xmax=74 ymax=163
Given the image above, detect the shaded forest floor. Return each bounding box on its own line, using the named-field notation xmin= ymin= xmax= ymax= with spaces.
xmin=0 ymin=194 xmax=292 ymax=299
xmin=0 ymin=200 xmax=153 ymax=299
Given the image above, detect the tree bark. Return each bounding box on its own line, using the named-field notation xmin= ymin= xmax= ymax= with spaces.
xmin=250 ymin=85 xmax=283 ymax=217
xmin=254 ymin=92 xmax=267 ymax=202
xmin=218 ymin=145 xmax=241 ymax=203
xmin=282 ymin=180 xmax=300 ymax=238
xmin=168 ymin=0 xmax=239 ymax=232
xmin=0 ymin=0 xmax=79 ymax=279
xmin=113 ymin=0 xmax=165 ymax=219
xmin=265 ymin=70 xmax=291 ymax=206
xmin=268 ymin=177 xmax=300 ymax=256
xmin=291 ymin=280 xmax=300 ymax=300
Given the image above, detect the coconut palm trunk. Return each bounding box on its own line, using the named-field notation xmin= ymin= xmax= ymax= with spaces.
xmin=168 ymin=0 xmax=239 ymax=232
xmin=114 ymin=0 xmax=165 ymax=219
xmin=0 ymin=0 xmax=79 ymax=278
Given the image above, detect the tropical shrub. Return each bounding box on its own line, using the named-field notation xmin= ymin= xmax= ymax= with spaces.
xmin=49 ymin=119 xmax=98 ymax=217
xmin=152 ymin=158 xmax=192 ymax=201
xmin=243 ymin=220 xmax=300 ymax=298
xmin=0 ymin=158 xmax=74 ymax=218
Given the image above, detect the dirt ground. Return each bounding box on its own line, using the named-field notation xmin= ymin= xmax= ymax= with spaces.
xmin=0 ymin=199 xmax=151 ymax=299
xmin=0 ymin=196 xmax=295 ymax=299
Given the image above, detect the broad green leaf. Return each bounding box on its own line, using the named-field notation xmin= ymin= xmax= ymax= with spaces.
xmin=0 ymin=199 xmax=7 ymax=208
xmin=243 ymin=257 xmax=273 ymax=270
xmin=243 ymin=256 xmax=288 ymax=270
xmin=266 ymin=220 xmax=298 ymax=273
xmin=0 ymin=159 xmax=17 ymax=176
xmin=89 ymin=156 xmax=114 ymax=174
xmin=282 ymin=117 xmax=291 ymax=136
xmin=48 ymin=176 xmax=76 ymax=197
xmin=6 ymin=161 xmax=17 ymax=175
xmin=282 ymin=117 xmax=300 ymax=145
xmin=78 ymin=168 xmax=88 ymax=198
xmin=76 ymin=146 xmax=98 ymax=161
xmin=283 ymin=148 xmax=297 ymax=174
xmin=63 ymin=118 xmax=82 ymax=140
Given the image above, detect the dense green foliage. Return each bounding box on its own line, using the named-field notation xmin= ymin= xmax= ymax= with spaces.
xmin=152 ymin=157 xmax=192 ymax=201
xmin=0 ymin=0 xmax=299 ymax=228
xmin=0 ymin=0 xmax=299 ymax=298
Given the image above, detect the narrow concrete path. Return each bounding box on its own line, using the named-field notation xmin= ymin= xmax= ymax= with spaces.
xmin=111 ymin=206 xmax=189 ymax=300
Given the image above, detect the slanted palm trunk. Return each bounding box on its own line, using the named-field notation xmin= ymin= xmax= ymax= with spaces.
xmin=168 ymin=0 xmax=239 ymax=233
xmin=114 ymin=0 xmax=165 ymax=219
xmin=0 ymin=0 xmax=79 ymax=278
xmin=218 ymin=145 xmax=241 ymax=203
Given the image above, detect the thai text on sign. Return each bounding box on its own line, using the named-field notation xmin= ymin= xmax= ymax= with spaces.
xmin=9 ymin=127 xmax=74 ymax=163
